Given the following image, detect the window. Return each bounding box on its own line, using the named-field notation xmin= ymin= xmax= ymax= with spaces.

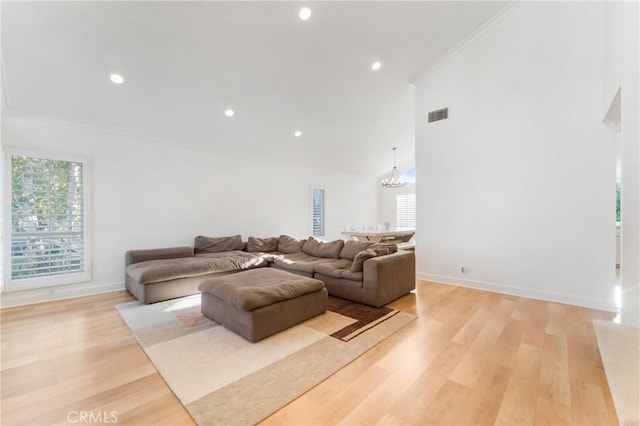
xmin=616 ymin=182 xmax=621 ymax=222
xmin=396 ymin=193 xmax=416 ymax=228
xmin=4 ymin=149 xmax=90 ymax=289
xmin=312 ymin=188 xmax=325 ymax=237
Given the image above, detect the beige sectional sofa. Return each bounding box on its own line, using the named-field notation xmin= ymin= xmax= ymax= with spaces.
xmin=125 ymin=234 xmax=415 ymax=307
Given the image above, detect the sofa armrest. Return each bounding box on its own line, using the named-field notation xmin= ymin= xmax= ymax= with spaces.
xmin=125 ymin=246 xmax=194 ymax=268
xmin=362 ymin=250 xmax=416 ymax=307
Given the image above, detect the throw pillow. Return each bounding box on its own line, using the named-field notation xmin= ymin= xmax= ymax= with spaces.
xmin=247 ymin=236 xmax=279 ymax=253
xmin=350 ymin=249 xmax=377 ymax=272
xmin=194 ymin=235 xmax=245 ymax=253
xmin=278 ymin=235 xmax=305 ymax=254
xmin=339 ymin=240 xmax=373 ymax=260
xmin=350 ymin=244 xmax=398 ymax=272
xmin=368 ymin=243 xmax=398 ymax=256
xmin=302 ymin=236 xmax=344 ymax=259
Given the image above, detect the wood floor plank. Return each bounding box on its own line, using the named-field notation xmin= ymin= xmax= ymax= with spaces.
xmin=488 ymin=318 xmax=528 ymax=369
xmin=448 ymin=320 xmax=505 ymax=388
xmin=388 ymin=340 xmax=468 ymax=424
xmin=545 ymin=302 xmax=568 ymax=337
xmin=494 ymin=343 xmax=544 ymax=425
xmin=338 ymin=369 xmax=419 ymax=425
xmin=1 ymin=284 xmax=620 ymax=426
xmin=455 ymin=360 xmax=512 ymax=425
xmin=376 ymin=412 xmax=406 ymax=425
xmin=417 ymin=379 xmax=473 ymax=425
xmin=570 ymin=380 xmax=617 ymax=425
xmin=538 ymin=332 xmax=571 ymax=407
xmin=452 ymin=306 xmax=492 ymax=345
xmin=534 ymin=395 xmax=573 ymax=424
xmin=374 ymin=318 xmax=446 ymax=374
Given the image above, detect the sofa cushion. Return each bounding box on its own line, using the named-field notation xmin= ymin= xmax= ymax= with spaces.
xmin=194 ymin=235 xmax=245 ymax=254
xmin=339 ymin=240 xmax=373 ymax=260
xmin=194 ymin=251 xmax=260 ymax=260
xmin=272 ymin=252 xmax=340 ymax=275
xmin=254 ymin=252 xmax=283 ymax=263
xmin=350 ymin=244 xmax=398 ymax=272
xmin=302 ymin=236 xmax=344 ymax=259
xmin=247 ymin=236 xmax=279 ymax=253
xmin=315 ymin=260 xmax=363 ymax=281
xmin=314 ymin=259 xmax=351 ymax=277
xmin=278 ymin=235 xmax=305 ymax=254
xmin=127 ymin=251 xmax=266 ymax=285
xmin=340 ymin=269 xmax=364 ymax=281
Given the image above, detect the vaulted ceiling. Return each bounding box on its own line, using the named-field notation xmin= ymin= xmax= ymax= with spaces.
xmin=1 ymin=1 xmax=510 ymax=177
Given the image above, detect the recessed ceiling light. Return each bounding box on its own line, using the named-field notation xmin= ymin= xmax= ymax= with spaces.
xmin=299 ymin=7 xmax=311 ymax=21
xmin=110 ymin=73 xmax=124 ymax=84
xmin=224 ymin=109 xmax=235 ymax=117
xmin=294 ymin=130 xmax=302 ymax=137
xmin=371 ymin=61 xmax=382 ymax=71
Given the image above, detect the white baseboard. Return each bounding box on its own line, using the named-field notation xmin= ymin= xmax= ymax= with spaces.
xmin=0 ymin=281 xmax=126 ymax=309
xmin=417 ymin=272 xmax=617 ymax=313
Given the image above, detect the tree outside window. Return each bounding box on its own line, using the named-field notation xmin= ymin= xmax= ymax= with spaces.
xmin=6 ymin=151 xmax=90 ymax=288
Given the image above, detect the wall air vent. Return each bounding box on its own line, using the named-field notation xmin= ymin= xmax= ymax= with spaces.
xmin=428 ymin=108 xmax=448 ymax=123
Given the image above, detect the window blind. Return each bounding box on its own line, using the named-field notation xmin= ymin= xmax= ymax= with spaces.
xmin=396 ymin=193 xmax=416 ymax=228
xmin=312 ymin=189 xmax=325 ymax=237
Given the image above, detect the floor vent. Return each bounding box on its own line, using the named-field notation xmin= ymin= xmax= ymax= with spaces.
xmin=428 ymin=108 xmax=448 ymax=123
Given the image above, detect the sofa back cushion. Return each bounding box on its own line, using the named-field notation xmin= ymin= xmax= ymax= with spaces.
xmin=125 ymin=247 xmax=194 ymax=267
xmin=278 ymin=235 xmax=305 ymax=254
xmin=247 ymin=236 xmax=279 ymax=253
xmin=195 ymin=235 xmax=245 ymax=253
xmin=350 ymin=244 xmax=398 ymax=272
xmin=302 ymin=236 xmax=344 ymax=259
xmin=339 ymin=240 xmax=373 ymax=260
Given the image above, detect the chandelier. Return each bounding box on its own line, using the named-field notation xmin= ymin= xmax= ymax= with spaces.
xmin=381 ymin=147 xmax=408 ymax=188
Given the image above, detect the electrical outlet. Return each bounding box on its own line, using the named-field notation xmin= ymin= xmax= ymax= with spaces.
xmin=460 ymin=265 xmax=467 ymax=273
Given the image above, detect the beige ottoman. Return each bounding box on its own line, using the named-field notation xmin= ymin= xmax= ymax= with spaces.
xmin=198 ymin=268 xmax=328 ymax=342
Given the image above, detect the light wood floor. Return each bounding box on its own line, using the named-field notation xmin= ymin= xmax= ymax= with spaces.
xmin=1 ymin=281 xmax=618 ymax=425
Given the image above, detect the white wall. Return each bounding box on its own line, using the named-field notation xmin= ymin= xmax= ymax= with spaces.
xmin=603 ymin=0 xmax=624 ymax=118
xmin=414 ymin=2 xmax=617 ymax=311
xmin=1 ymin=113 xmax=377 ymax=307
xmin=620 ymin=0 xmax=640 ymax=327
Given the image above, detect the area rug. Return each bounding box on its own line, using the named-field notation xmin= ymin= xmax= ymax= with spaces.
xmin=117 ymin=295 xmax=415 ymax=425
xmin=593 ymin=319 xmax=640 ymax=426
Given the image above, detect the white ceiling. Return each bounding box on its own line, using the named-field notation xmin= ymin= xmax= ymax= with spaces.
xmin=1 ymin=1 xmax=510 ymax=177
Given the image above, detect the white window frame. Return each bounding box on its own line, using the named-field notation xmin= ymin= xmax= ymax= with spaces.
xmin=3 ymin=147 xmax=91 ymax=291
xmin=311 ymin=187 xmax=325 ymax=238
